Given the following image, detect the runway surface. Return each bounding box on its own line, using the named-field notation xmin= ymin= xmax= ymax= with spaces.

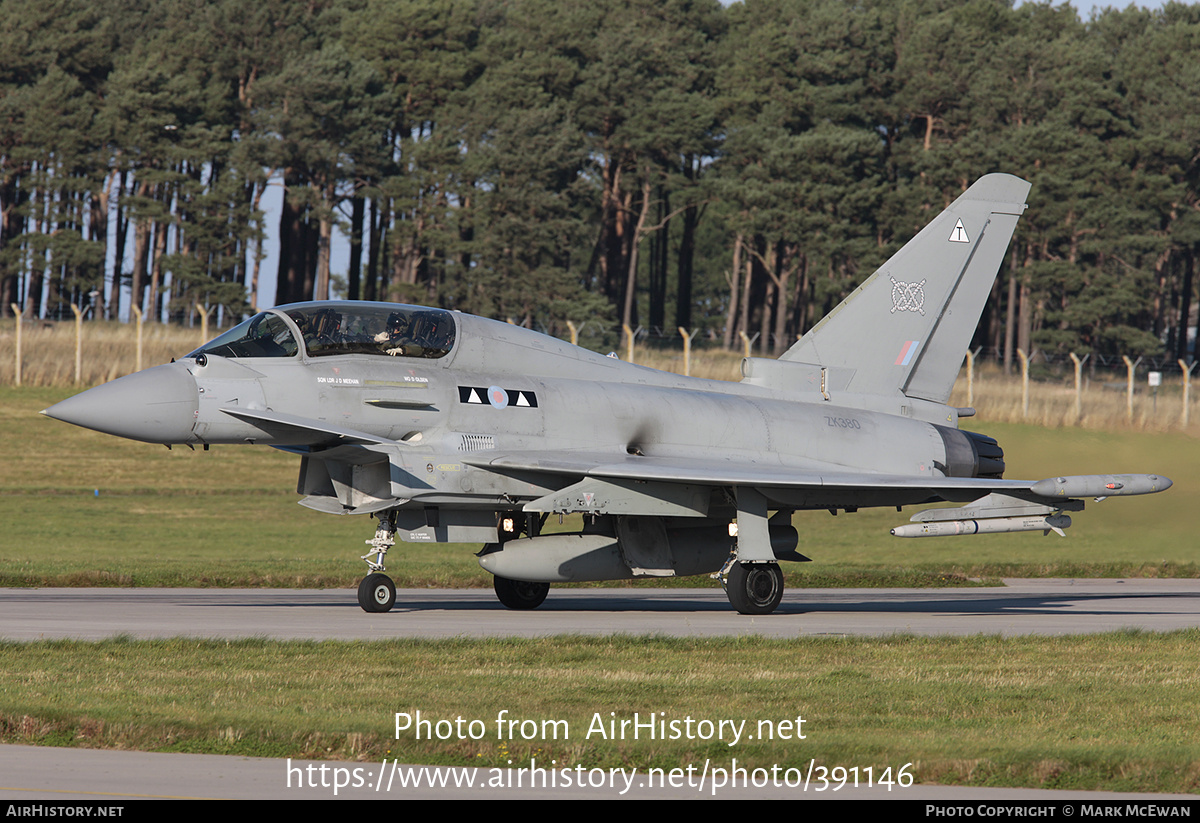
xmin=4 ymin=580 xmax=1199 ymax=801
xmin=2 ymin=579 xmax=1199 ymax=641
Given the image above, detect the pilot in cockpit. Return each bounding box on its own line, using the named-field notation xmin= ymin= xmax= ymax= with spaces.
xmin=374 ymin=312 xmax=414 ymax=356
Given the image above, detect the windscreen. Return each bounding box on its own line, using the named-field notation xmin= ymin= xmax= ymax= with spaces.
xmin=188 ymin=312 xmax=299 ymax=359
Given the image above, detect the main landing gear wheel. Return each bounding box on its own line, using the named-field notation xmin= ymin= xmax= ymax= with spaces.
xmin=726 ymin=562 xmax=784 ymax=615
xmin=493 ymin=576 xmax=550 ymax=610
xmin=358 ymin=573 xmax=396 ymax=613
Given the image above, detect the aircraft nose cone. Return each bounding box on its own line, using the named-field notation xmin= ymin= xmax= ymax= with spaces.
xmin=42 ymin=363 xmax=199 ymax=444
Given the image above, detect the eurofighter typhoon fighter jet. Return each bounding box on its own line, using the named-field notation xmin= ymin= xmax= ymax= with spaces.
xmin=43 ymin=174 xmax=1171 ymax=615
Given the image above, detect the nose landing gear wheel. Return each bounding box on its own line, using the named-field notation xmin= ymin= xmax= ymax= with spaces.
xmin=359 ymin=573 xmax=396 ymax=613
xmin=493 ymin=576 xmax=550 ymax=610
xmin=726 ymin=562 xmax=784 ymax=615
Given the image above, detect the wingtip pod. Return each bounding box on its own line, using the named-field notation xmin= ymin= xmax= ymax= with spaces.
xmin=1030 ymin=474 xmax=1172 ymax=498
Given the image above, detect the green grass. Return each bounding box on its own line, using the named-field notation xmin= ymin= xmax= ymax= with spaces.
xmin=1 ymin=633 xmax=1198 ymax=792
xmin=4 ymin=387 xmax=1198 ymax=587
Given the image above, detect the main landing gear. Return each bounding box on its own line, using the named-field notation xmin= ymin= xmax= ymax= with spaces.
xmin=492 ymin=576 xmax=550 ymax=610
xmin=720 ymin=560 xmax=785 ymax=615
xmin=482 ymin=512 xmax=550 ymax=610
xmin=358 ymin=513 xmax=397 ymax=613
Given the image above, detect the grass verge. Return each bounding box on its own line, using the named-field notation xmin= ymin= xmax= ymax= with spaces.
xmin=1 ymin=633 xmax=1198 ymax=793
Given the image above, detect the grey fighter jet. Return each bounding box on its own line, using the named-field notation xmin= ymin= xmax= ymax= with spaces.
xmin=43 ymin=174 xmax=1171 ymax=615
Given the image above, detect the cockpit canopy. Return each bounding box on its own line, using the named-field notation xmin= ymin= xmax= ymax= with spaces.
xmin=188 ymin=302 xmax=457 ymax=361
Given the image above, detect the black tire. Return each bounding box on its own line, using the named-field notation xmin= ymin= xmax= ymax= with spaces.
xmin=726 ymin=562 xmax=784 ymax=615
xmin=493 ymin=576 xmax=550 ymax=610
xmin=358 ymin=573 xmax=396 ymax=613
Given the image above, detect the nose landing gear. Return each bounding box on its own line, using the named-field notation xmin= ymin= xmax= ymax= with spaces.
xmin=358 ymin=513 xmax=397 ymax=613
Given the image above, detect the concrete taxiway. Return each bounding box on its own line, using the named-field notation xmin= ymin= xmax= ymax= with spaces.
xmin=2 ymin=579 xmax=1199 ymax=640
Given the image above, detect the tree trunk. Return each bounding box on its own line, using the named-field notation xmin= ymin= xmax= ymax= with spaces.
xmin=1004 ymin=246 xmax=1018 ymax=373
xmin=90 ymin=171 xmax=113 ymax=320
xmin=128 ymin=181 xmax=153 ymax=319
xmin=622 ymin=177 xmax=652 ymax=332
xmin=348 ymin=195 xmax=364 ymax=301
xmin=248 ymin=178 xmax=265 ymax=311
xmin=1177 ymin=247 xmax=1194 ymax=361
xmin=649 ymin=189 xmax=667 ymax=331
xmin=739 ymin=239 xmax=756 ymax=352
xmin=675 ymin=199 xmax=697 ymax=332
xmin=112 ymin=171 xmax=129 ymax=320
xmin=723 ymin=233 xmax=743 ymax=350
xmin=315 ymin=182 xmax=333 ymax=302
xmin=276 ymin=169 xmax=310 ymax=305
xmin=149 ymin=217 xmax=168 ymax=321
xmin=365 ymin=197 xmax=381 ymax=302
xmin=0 ymin=177 xmax=25 ymax=317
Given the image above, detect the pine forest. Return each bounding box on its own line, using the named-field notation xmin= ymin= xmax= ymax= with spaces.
xmin=1 ymin=0 xmax=1198 ymax=365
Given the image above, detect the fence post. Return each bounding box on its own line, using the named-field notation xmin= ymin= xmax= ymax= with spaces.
xmin=566 ymin=320 xmax=578 ymax=346
xmin=1181 ymin=359 xmax=1194 ymax=429
xmin=195 ymin=303 xmax=210 ymax=346
xmin=10 ymin=304 xmax=21 ymax=387
xmin=739 ymin=331 xmax=758 ymax=359
xmin=1017 ymin=348 xmax=1029 ymax=418
xmin=71 ymin=304 xmax=83 ymax=385
xmin=1123 ymin=355 xmax=1135 ymax=423
xmin=131 ymin=305 xmax=143 ymax=373
xmin=965 ymin=348 xmax=982 ymax=407
xmin=678 ymin=327 xmax=692 ymax=376
xmin=965 ymin=349 xmax=975 ymax=407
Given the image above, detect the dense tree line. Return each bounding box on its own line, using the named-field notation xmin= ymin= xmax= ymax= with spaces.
xmin=1 ymin=0 xmax=1197 ymax=361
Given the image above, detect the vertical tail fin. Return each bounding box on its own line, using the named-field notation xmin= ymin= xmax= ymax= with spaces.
xmin=780 ymin=173 xmax=1030 ymax=403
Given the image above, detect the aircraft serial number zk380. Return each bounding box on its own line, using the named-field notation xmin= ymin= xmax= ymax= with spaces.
xmin=43 ymin=174 xmax=1171 ymax=615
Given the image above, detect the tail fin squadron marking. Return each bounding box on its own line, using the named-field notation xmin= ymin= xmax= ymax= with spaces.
xmin=889 ymin=277 xmax=926 ymax=314
xmin=780 ymin=173 xmax=1031 ymax=404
